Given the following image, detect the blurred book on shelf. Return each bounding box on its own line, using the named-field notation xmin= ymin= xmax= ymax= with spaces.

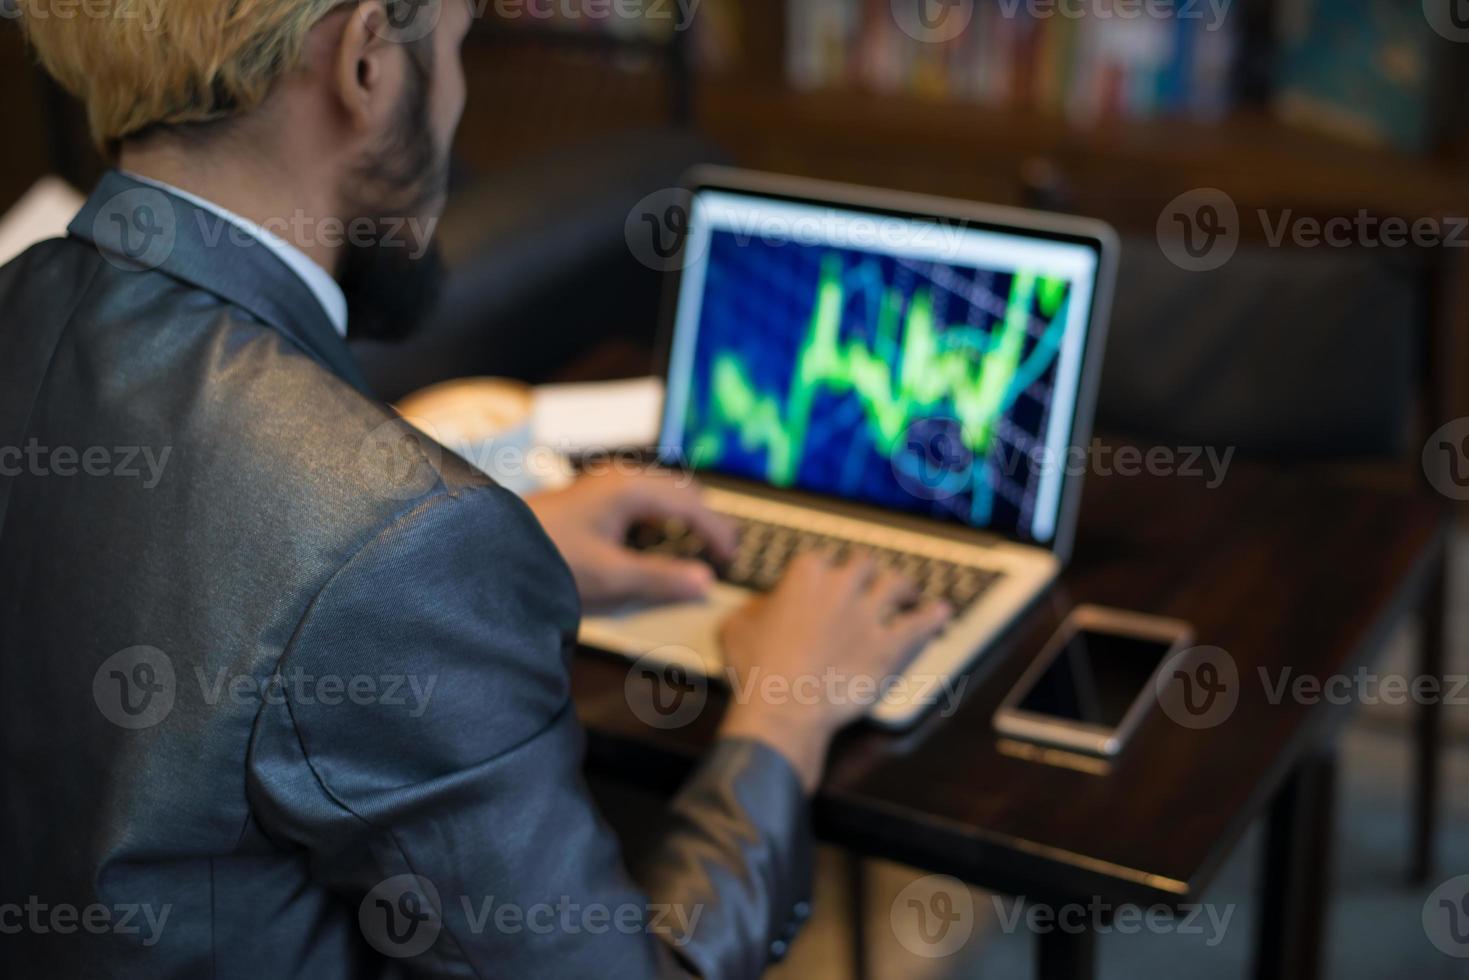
xmin=689 ymin=0 xmax=745 ymax=73
xmin=783 ymin=0 xmax=1238 ymax=124
xmin=1271 ymin=0 xmax=1442 ymax=154
xmin=729 ymin=0 xmax=1469 ymax=159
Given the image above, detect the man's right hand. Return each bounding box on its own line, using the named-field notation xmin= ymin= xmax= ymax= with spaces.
xmin=717 ymin=550 xmax=953 ymax=792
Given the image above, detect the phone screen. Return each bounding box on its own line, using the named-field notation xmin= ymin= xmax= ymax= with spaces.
xmin=1014 ymin=628 xmax=1175 ymax=729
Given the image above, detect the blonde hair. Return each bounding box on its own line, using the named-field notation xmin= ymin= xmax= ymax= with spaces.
xmin=20 ymin=0 xmax=354 ymax=152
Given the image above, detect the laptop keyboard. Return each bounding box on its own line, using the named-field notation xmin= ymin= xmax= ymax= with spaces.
xmin=628 ymin=516 xmax=1004 ymax=615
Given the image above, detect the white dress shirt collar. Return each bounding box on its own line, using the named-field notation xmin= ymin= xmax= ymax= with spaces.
xmin=122 ymin=171 xmax=349 ymax=338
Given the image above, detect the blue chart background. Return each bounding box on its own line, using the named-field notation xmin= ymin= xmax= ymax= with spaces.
xmin=683 ymin=229 xmax=1072 ymax=540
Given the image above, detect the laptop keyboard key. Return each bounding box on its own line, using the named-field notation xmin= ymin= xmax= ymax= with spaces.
xmin=627 ymin=516 xmax=1004 ymax=612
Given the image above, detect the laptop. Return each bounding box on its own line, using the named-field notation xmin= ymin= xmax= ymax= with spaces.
xmin=581 ymin=168 xmax=1118 ymax=729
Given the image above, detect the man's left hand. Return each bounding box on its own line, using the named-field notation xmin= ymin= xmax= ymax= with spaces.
xmin=525 ymin=470 xmax=737 ymax=605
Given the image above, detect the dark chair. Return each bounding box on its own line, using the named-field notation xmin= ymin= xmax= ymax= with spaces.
xmin=1099 ymin=236 xmax=1426 ymax=459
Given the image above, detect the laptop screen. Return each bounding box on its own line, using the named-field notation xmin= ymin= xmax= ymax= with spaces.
xmin=660 ymin=188 xmax=1102 ymax=547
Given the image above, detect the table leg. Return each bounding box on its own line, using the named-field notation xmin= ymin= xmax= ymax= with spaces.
xmin=1253 ymin=750 xmax=1337 ymax=980
xmin=1036 ymin=923 xmax=1096 ymax=980
xmin=847 ymin=851 xmax=869 ymax=980
xmin=1412 ymin=545 xmax=1448 ymax=884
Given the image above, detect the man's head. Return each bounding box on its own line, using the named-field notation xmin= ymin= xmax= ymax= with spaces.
xmin=20 ymin=0 xmax=475 ymax=339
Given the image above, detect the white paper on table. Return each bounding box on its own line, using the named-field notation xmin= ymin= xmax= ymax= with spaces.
xmin=531 ymin=377 xmax=665 ymax=455
xmin=0 ymin=178 xmax=85 ymax=268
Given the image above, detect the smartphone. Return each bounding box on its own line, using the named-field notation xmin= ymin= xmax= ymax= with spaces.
xmin=993 ymin=605 xmax=1194 ymax=757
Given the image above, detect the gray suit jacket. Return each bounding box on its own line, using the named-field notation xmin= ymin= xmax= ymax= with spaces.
xmin=0 ymin=171 xmax=812 ymax=978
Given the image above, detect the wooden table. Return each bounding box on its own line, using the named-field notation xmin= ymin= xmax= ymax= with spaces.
xmin=571 ymin=460 xmax=1452 ymax=980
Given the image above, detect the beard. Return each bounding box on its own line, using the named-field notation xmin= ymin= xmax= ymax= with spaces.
xmin=338 ymin=47 xmax=450 ymax=344
xmin=337 ymin=216 xmax=445 ymax=344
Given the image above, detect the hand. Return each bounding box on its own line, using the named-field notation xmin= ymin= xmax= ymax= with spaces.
xmin=525 ymin=470 xmax=737 ymax=605
xmin=717 ymin=550 xmax=953 ymax=792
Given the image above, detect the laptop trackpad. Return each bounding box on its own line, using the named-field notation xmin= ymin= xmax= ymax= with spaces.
xmin=579 ymin=583 xmax=751 ymax=675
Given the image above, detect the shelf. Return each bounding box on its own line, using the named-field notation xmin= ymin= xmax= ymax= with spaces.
xmin=693 ymin=81 xmax=1469 ymax=224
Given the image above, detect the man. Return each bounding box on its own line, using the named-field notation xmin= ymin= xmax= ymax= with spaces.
xmin=0 ymin=2 xmax=953 ymax=977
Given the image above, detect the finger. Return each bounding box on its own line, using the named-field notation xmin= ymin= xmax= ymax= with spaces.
xmin=833 ymin=548 xmax=877 ymax=595
xmin=782 ymin=548 xmax=832 ymax=581
xmin=617 ymin=473 xmax=739 ymax=560
xmin=865 ymin=568 xmax=919 ymax=610
xmin=607 ymin=550 xmax=715 ymax=603
xmin=885 ymin=600 xmax=954 ymax=650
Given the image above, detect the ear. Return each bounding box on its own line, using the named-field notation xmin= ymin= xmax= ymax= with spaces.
xmin=329 ymin=1 xmax=401 ymax=134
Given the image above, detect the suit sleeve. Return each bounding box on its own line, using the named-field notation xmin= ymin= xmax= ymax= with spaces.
xmin=245 ymin=483 xmax=813 ymax=979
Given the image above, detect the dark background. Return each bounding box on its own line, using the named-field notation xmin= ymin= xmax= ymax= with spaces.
xmin=2 ymin=0 xmax=1467 ymax=473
